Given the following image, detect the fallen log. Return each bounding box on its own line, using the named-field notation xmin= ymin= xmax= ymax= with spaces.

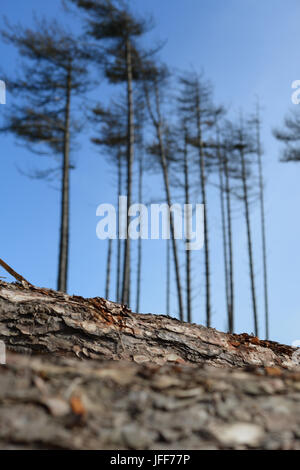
xmin=1 ymin=352 xmax=300 ymax=450
xmin=0 ymin=281 xmax=296 ymax=369
xmin=1 ymin=280 xmax=300 ymax=450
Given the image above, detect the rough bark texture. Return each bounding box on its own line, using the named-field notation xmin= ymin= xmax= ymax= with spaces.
xmin=0 ymin=281 xmax=295 ymax=368
xmin=1 ymin=353 xmax=300 ymax=450
xmin=0 ymin=280 xmax=299 ymax=450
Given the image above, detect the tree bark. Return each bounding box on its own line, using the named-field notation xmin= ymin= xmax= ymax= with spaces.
xmin=1 ymin=350 xmax=300 ymax=450
xmin=57 ymin=65 xmax=72 ymax=293
xmin=0 ymin=280 xmax=299 ymax=450
xmin=0 ymin=280 xmax=294 ymax=368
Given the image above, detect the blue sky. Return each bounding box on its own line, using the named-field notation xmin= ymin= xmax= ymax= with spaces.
xmin=1 ymin=0 xmax=300 ymax=346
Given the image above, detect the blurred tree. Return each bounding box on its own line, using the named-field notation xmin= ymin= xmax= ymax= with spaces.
xmin=1 ymin=19 xmax=92 ymax=292
xmin=135 ymin=102 xmax=145 ymax=314
xmin=91 ymin=99 xmax=127 ymax=301
xmin=233 ymin=117 xmax=259 ymax=336
xmin=67 ymin=0 xmax=154 ymax=307
xmin=178 ymin=72 xmax=217 ymax=328
xmin=274 ymin=108 xmax=300 ymax=162
xmin=250 ymin=104 xmax=269 ymax=339
xmin=144 ymin=65 xmax=184 ymax=321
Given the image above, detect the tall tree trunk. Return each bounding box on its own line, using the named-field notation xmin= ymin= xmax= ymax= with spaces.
xmin=144 ymin=82 xmax=184 ymax=320
xmin=116 ymin=154 xmax=122 ymax=302
xmin=166 ymin=238 xmax=170 ymax=316
xmin=196 ymin=99 xmax=211 ymax=327
xmin=224 ymin=151 xmax=234 ymax=333
xmin=154 ymin=87 xmax=184 ymax=321
xmin=183 ymin=128 xmax=192 ymax=323
xmin=57 ymin=65 xmax=72 ymax=293
xmin=239 ymin=144 xmax=259 ymax=337
xmin=217 ymin=139 xmax=230 ymax=331
xmin=255 ymin=106 xmax=269 ymax=340
xmin=105 ymin=238 xmax=113 ymax=300
xmin=136 ymin=151 xmax=143 ymax=313
xmin=122 ymin=39 xmax=134 ymax=307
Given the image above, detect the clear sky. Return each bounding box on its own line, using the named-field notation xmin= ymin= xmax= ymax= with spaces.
xmin=1 ymin=0 xmax=300 ymax=346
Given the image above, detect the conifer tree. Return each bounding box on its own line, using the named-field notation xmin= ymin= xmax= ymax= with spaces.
xmin=144 ymin=65 xmax=184 ymax=321
xmin=1 ymin=19 xmax=92 ymax=292
xmin=67 ymin=0 xmax=153 ymax=306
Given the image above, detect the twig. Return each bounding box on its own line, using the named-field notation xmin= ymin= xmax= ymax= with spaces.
xmin=0 ymin=258 xmax=32 ymax=287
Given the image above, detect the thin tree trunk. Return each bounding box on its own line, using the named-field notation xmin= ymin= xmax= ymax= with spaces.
xmin=217 ymin=139 xmax=230 ymax=331
xmin=183 ymin=128 xmax=192 ymax=323
xmin=256 ymin=106 xmax=269 ymax=340
xmin=144 ymin=82 xmax=184 ymax=320
xmin=239 ymin=142 xmax=259 ymax=337
xmin=166 ymin=238 xmax=170 ymax=316
xmin=224 ymin=151 xmax=234 ymax=333
xmin=57 ymin=65 xmax=72 ymax=293
xmin=116 ymin=154 xmax=122 ymax=302
xmin=154 ymin=86 xmax=184 ymax=321
xmin=105 ymin=238 xmax=113 ymax=300
xmin=122 ymin=38 xmax=134 ymax=307
xmin=196 ymin=98 xmax=211 ymax=327
xmin=158 ymin=132 xmax=184 ymax=321
xmin=136 ymin=151 xmax=143 ymax=313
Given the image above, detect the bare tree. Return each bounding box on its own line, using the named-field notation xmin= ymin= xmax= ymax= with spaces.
xmin=234 ymin=117 xmax=259 ymax=336
xmin=223 ymin=145 xmax=235 ymax=334
xmin=135 ymin=104 xmax=145 ymax=313
xmin=1 ymin=19 xmax=92 ymax=293
xmin=68 ymin=0 xmax=154 ymax=307
xmin=274 ymin=108 xmax=300 ymax=162
xmin=219 ymin=123 xmax=239 ymax=333
xmin=144 ymin=66 xmax=184 ymax=321
xmin=183 ymin=126 xmax=192 ymax=323
xmin=178 ymin=72 xmax=217 ymax=327
xmin=251 ymin=104 xmax=269 ymax=339
xmin=216 ymin=126 xmax=231 ymax=330
xmin=166 ymin=238 xmax=171 ymax=316
xmin=90 ymin=100 xmax=127 ymax=301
